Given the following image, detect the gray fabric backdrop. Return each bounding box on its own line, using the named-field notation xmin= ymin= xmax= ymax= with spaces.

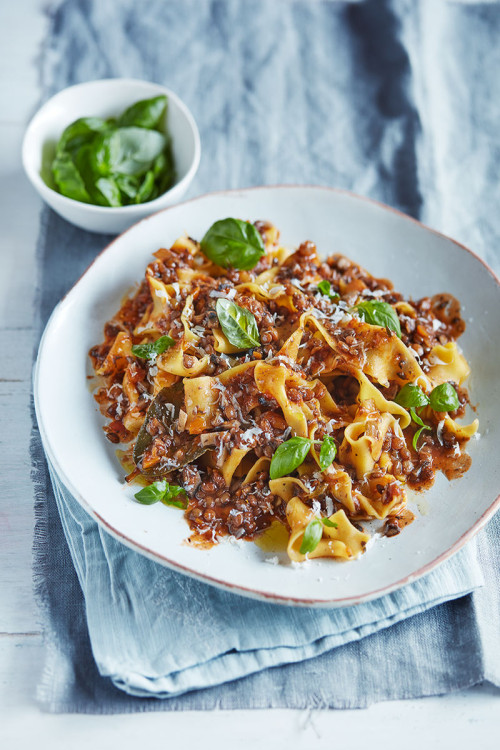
xmin=31 ymin=0 xmax=500 ymax=711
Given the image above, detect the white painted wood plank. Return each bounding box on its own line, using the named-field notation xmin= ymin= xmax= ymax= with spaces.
xmin=0 ymin=0 xmax=50 ymax=123
xmin=0 ymin=636 xmax=499 ymax=749
xmin=0 ymin=87 xmax=40 ymax=633
xmin=0 ymin=124 xmax=41 ymax=330
xmin=0 ymin=298 xmax=38 ymax=631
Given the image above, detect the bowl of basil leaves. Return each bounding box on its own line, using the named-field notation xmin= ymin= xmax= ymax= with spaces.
xmin=22 ymin=79 xmax=200 ymax=234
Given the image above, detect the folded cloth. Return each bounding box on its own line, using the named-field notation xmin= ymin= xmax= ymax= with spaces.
xmin=32 ymin=0 xmax=500 ymax=712
xmin=46 ymin=461 xmax=485 ymax=700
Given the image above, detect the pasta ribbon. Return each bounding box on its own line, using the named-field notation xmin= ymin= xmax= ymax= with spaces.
xmin=340 ymin=403 xmax=401 ymax=480
xmin=428 ymin=342 xmax=470 ymax=386
xmin=157 ymin=343 xmax=209 ymax=377
xmin=355 ymin=371 xmax=411 ymax=428
xmin=286 ymin=498 xmax=370 ymax=561
xmin=183 ymin=376 xmax=220 ymax=434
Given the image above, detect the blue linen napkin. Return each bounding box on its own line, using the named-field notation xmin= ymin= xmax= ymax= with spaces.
xmin=31 ymin=0 xmax=500 ymax=711
xmin=45 ymin=461 xmax=485 ymax=701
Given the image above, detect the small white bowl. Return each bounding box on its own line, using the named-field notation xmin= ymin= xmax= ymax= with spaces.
xmin=22 ymin=79 xmax=201 ymax=234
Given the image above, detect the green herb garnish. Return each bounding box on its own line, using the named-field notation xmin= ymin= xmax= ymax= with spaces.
xmin=200 ymin=218 xmax=265 ymax=270
xmin=412 ymin=425 xmax=431 ymax=451
xmin=51 ymin=151 xmax=92 ymax=203
xmin=395 ymin=381 xmax=460 ymax=416
xmin=132 ymin=335 xmax=175 ymax=360
xmin=134 ymin=480 xmax=187 ymax=508
xmin=216 ymin=298 xmax=261 ymax=349
xmin=410 ymin=407 xmax=426 ymax=427
xmin=118 ymin=95 xmax=168 ymax=129
xmin=319 ymin=436 xmax=337 ymax=471
xmin=269 ymin=437 xmax=312 ymax=480
xmin=51 ymin=96 xmax=175 ymax=206
xmin=317 ymin=280 xmax=339 ymax=301
xmin=394 ymin=383 xmax=430 ymax=409
xmin=322 ymin=518 xmax=339 ymax=528
xmin=299 ymin=517 xmax=323 ymax=555
xmin=429 ymin=383 xmax=460 ymax=412
xmin=354 ymin=300 xmax=402 ymax=338
xmin=409 ymin=407 xmax=431 ymax=450
xmin=394 ymin=381 xmax=460 ymax=451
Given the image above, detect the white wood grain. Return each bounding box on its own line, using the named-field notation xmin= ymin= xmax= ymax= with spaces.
xmin=0 ymin=0 xmax=497 ymax=743
xmin=1 ymin=636 xmax=499 ymax=750
xmin=0 ymin=0 xmax=46 ymax=638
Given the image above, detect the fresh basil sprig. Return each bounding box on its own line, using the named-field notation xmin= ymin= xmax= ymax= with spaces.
xmin=354 ymin=300 xmax=402 ymax=338
xmin=429 ymin=383 xmax=460 ymax=412
xmin=394 ymin=382 xmax=431 ymax=450
xmin=412 ymin=425 xmax=431 ymax=451
xmin=200 ymin=218 xmax=265 ymax=270
xmin=51 ymin=151 xmax=92 ymax=203
xmin=132 ymin=335 xmax=175 ymax=360
xmin=394 ymin=383 xmax=430 ymax=409
xmin=317 ymin=280 xmax=339 ymax=302
xmin=395 ymin=382 xmax=460 ymax=413
xmin=322 ymin=518 xmax=339 ymax=529
xmin=118 ymin=95 xmax=167 ymax=129
xmin=299 ymin=515 xmax=340 ymax=555
xmin=409 ymin=408 xmax=426 ymax=428
xmin=216 ymin=298 xmax=260 ymax=349
xmin=134 ymin=480 xmax=187 ymax=508
xmin=408 ymin=407 xmax=430 ymax=450
xmin=319 ymin=436 xmax=337 ymax=471
xmin=394 ymin=381 xmax=459 ymax=451
xmin=56 ymin=117 xmax=113 ymax=157
xmin=299 ymin=517 xmax=323 ymax=555
xmin=51 ymin=95 xmax=175 ymax=207
xmin=269 ymin=437 xmax=312 ymax=480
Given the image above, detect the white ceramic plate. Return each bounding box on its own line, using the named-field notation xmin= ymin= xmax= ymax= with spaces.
xmin=34 ymin=186 xmax=500 ymax=607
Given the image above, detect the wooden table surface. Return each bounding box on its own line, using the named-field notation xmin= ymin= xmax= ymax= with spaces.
xmin=0 ymin=2 xmax=498 ymax=747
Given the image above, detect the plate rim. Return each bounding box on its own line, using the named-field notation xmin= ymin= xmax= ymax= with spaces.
xmin=34 ymin=184 xmax=500 ymax=607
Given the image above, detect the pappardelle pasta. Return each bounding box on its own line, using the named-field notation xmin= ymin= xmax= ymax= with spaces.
xmin=89 ymin=219 xmax=478 ymax=562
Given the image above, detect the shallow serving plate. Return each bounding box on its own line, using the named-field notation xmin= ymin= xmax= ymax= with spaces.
xmin=34 ymin=186 xmax=500 ymax=607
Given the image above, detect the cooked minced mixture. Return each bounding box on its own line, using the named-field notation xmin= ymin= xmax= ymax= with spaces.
xmin=89 ymin=219 xmax=477 ymax=561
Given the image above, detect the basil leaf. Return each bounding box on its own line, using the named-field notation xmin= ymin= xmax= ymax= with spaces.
xmin=410 ymin=407 xmax=426 ymax=427
xmin=160 ymin=484 xmax=188 ymax=509
xmin=95 ymin=177 xmax=122 ymax=207
xmin=51 ymin=151 xmax=92 ymax=203
xmin=132 ymin=335 xmax=175 ymax=360
xmin=135 ymin=170 xmax=155 ymax=203
xmin=115 ymin=174 xmax=140 ymax=200
xmin=412 ymin=425 xmax=430 ymax=452
xmin=56 ymin=117 xmax=111 ymax=156
xmin=201 ymin=218 xmax=265 ymax=270
xmin=135 ymin=480 xmax=187 ymax=508
xmin=395 ymin=384 xmax=430 ymax=409
xmin=269 ymin=437 xmax=312 ymax=480
xmin=118 ymin=95 xmax=167 ymax=130
xmin=216 ymin=299 xmax=260 ymax=349
xmin=153 ymin=147 xmax=176 ymax=193
xmin=322 ymin=518 xmax=338 ymax=528
xmin=73 ymin=144 xmax=107 ymax=205
xmin=299 ymin=518 xmax=323 ymax=555
xmin=354 ymin=300 xmax=402 ymax=338
xmin=317 ymin=280 xmax=339 ymax=301
xmin=429 ymin=383 xmax=460 ymax=412
xmin=92 ymin=127 xmax=166 ymax=177
xmin=319 ymin=436 xmax=337 ymax=470
xmin=134 ymin=483 xmax=165 ymax=505
xmin=50 ymin=98 xmax=175 ymax=207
